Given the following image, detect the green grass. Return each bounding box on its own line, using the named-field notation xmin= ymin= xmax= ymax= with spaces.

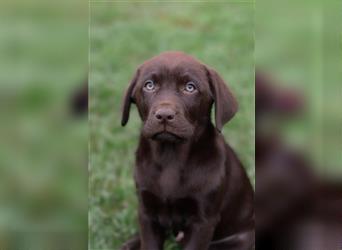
xmin=90 ymin=3 xmax=254 ymax=249
xmin=0 ymin=3 xmax=87 ymax=249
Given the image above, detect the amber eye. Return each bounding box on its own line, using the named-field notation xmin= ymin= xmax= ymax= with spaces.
xmin=184 ymin=82 xmax=196 ymax=93
xmin=144 ymin=80 xmax=155 ymax=91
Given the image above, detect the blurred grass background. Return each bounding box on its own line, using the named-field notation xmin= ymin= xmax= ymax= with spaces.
xmin=0 ymin=1 xmax=87 ymax=249
xmin=90 ymin=2 xmax=254 ymax=250
xmin=256 ymin=0 xmax=342 ymax=177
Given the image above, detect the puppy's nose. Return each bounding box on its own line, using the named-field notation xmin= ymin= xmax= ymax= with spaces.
xmin=155 ymin=108 xmax=175 ymax=122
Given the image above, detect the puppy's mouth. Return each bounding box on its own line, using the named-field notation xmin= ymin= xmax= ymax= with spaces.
xmin=152 ymin=131 xmax=184 ymax=143
xmin=142 ymin=118 xmax=194 ymax=143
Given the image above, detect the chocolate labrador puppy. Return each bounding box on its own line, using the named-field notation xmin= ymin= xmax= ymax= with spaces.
xmin=121 ymin=51 xmax=254 ymax=250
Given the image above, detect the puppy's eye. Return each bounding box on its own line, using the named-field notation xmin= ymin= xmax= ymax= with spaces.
xmin=144 ymin=80 xmax=155 ymax=91
xmin=184 ymin=82 xmax=196 ymax=93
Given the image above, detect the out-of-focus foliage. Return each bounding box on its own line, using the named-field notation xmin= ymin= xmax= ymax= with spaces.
xmin=90 ymin=2 xmax=254 ymax=250
xmin=0 ymin=0 xmax=88 ymax=249
xmin=256 ymin=0 xmax=342 ymax=176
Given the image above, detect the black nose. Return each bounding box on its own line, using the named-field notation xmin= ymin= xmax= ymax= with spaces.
xmin=155 ymin=108 xmax=175 ymax=122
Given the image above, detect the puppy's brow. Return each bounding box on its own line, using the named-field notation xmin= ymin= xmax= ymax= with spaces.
xmin=140 ymin=73 xmax=161 ymax=84
xmin=142 ymin=72 xmax=158 ymax=78
xmin=179 ymin=73 xmax=193 ymax=79
xmin=142 ymin=65 xmax=169 ymax=78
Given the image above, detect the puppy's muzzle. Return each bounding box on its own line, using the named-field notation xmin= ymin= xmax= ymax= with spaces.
xmin=151 ymin=106 xmax=181 ymax=141
xmin=142 ymin=102 xmax=194 ymax=142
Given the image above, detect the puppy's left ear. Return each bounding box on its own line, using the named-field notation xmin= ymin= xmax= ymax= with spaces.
xmin=121 ymin=68 xmax=140 ymax=126
xmin=206 ymin=66 xmax=238 ymax=132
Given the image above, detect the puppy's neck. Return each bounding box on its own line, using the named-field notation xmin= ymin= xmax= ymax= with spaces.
xmin=151 ymin=141 xmax=190 ymax=166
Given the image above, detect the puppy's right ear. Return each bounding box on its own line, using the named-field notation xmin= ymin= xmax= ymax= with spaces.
xmin=121 ymin=68 xmax=140 ymax=126
xmin=205 ymin=66 xmax=238 ymax=132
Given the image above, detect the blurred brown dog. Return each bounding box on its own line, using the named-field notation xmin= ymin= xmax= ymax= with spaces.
xmin=121 ymin=52 xmax=254 ymax=250
xmin=255 ymin=72 xmax=342 ymax=250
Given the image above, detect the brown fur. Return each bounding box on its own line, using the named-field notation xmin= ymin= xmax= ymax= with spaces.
xmin=121 ymin=52 xmax=254 ymax=250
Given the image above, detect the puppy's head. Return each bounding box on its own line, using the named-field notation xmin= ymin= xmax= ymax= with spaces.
xmin=121 ymin=51 xmax=238 ymax=143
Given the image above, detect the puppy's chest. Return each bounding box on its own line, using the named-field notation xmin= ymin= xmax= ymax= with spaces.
xmin=137 ymin=161 xmax=223 ymax=229
xmin=152 ymin=163 xmax=206 ymax=197
xmin=158 ymin=166 xmax=184 ymax=196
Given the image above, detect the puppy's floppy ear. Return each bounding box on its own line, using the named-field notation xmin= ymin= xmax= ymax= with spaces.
xmin=206 ymin=66 xmax=238 ymax=132
xmin=121 ymin=68 xmax=140 ymax=126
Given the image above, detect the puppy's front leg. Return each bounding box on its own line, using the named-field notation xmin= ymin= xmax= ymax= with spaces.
xmin=138 ymin=211 xmax=165 ymax=250
xmin=183 ymin=217 xmax=218 ymax=250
